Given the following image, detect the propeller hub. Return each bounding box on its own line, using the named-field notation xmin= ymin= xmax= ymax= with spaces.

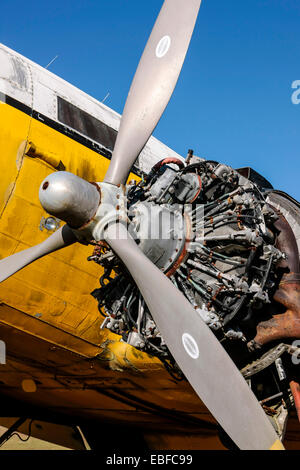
xmin=39 ymin=171 xmax=100 ymax=229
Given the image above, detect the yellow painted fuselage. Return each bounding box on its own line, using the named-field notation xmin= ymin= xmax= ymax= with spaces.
xmin=0 ymin=44 xmax=231 ymax=450
xmin=0 ymin=44 xmax=298 ymax=450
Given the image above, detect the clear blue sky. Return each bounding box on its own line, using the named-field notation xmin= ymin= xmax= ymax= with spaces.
xmin=1 ymin=0 xmax=300 ymax=199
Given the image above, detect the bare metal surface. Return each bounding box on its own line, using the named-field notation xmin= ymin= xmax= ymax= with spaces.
xmin=266 ymin=191 xmax=300 ymax=260
xmin=39 ymin=171 xmax=100 ymax=228
xmin=241 ymin=343 xmax=294 ymax=379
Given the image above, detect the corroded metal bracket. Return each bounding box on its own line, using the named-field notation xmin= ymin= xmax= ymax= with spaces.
xmin=248 ymin=210 xmax=300 ymax=350
xmin=25 ymin=141 xmax=66 ymax=171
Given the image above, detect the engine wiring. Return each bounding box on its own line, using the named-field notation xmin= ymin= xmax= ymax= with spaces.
xmin=90 ymin=159 xmax=285 ymax=376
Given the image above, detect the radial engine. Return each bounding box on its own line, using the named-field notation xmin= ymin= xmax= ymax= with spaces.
xmin=90 ymin=157 xmax=300 ymax=385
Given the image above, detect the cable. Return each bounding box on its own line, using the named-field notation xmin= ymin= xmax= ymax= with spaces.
xmin=0 ymin=419 xmax=33 ymax=448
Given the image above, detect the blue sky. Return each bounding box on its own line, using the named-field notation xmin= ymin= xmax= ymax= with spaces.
xmin=1 ymin=0 xmax=300 ymax=199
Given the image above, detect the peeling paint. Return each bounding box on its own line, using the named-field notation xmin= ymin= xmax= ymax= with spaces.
xmin=16 ymin=139 xmax=27 ymax=170
xmin=10 ymin=56 xmax=29 ymax=90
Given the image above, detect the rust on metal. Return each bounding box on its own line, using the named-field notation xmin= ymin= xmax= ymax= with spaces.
xmin=250 ymin=209 xmax=300 ymax=348
xmin=151 ymin=157 xmax=185 ymax=172
xmin=290 ymin=380 xmax=300 ymax=424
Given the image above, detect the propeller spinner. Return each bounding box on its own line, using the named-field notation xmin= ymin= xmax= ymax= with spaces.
xmin=0 ymin=0 xmax=284 ymax=450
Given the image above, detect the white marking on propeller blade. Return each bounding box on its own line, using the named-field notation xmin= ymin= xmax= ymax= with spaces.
xmin=182 ymin=333 xmax=199 ymax=359
xmin=105 ymin=223 xmax=282 ymax=449
xmin=104 ymin=0 xmax=201 ymax=185
xmin=155 ymin=35 xmax=171 ymax=58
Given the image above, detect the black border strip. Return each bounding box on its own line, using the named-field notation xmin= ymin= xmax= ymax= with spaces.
xmin=4 ymin=94 xmax=142 ymax=177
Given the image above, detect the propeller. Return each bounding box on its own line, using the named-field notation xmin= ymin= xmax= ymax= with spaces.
xmin=104 ymin=0 xmax=202 ymax=185
xmin=105 ymin=223 xmax=283 ymax=450
xmin=0 ymin=225 xmax=77 ymax=283
xmin=0 ymin=0 xmax=284 ymax=449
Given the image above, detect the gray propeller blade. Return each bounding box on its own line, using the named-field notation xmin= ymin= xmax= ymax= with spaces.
xmin=104 ymin=0 xmax=201 ymax=185
xmin=105 ymin=222 xmax=284 ymax=450
xmin=0 ymin=225 xmax=77 ymax=282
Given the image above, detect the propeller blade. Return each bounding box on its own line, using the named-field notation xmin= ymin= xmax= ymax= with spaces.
xmin=0 ymin=225 xmax=77 ymax=283
xmin=104 ymin=0 xmax=201 ymax=185
xmin=105 ymin=222 xmax=284 ymax=450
